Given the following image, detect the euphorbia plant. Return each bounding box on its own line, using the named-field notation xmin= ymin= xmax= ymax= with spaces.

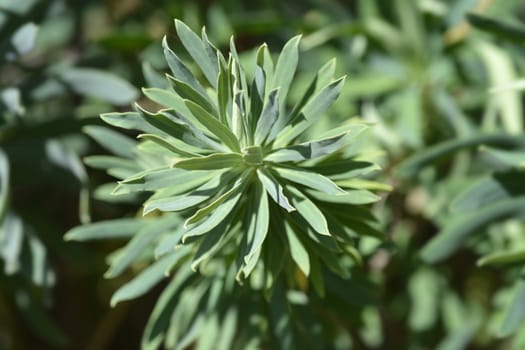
xmin=66 ymin=19 xmax=385 ymax=348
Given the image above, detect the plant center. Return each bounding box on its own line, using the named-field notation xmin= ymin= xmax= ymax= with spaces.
xmin=242 ymin=145 xmax=264 ymax=166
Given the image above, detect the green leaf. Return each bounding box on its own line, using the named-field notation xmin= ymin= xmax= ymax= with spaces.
xmin=273 ymin=166 xmax=345 ymax=195
xmin=162 ymin=36 xmax=207 ymax=95
xmin=243 ymin=182 xmax=270 ymax=271
xmin=254 ymin=88 xmax=279 ymax=145
xmin=116 ymin=167 xmax=215 ymax=195
xmin=143 ymin=170 xmax=235 ymax=214
xmin=477 ymin=249 xmax=525 ymax=267
xmin=168 ymin=76 xmax=218 ymax=117
xmin=105 ymin=216 xmax=181 ymax=278
xmin=422 ymin=196 xmax=525 ymax=263
xmin=83 ymin=126 xmax=136 ymax=158
xmin=138 ymin=133 xmax=200 ymax=157
xmin=142 ymin=87 xmax=193 ymax=118
xmin=65 ymin=218 xmax=147 ymax=241
xmin=287 ymin=187 xmax=330 ymax=236
xmin=175 ymin=20 xmax=219 ymax=87
xmin=83 ymin=155 xmax=139 ymax=171
xmin=274 ymin=77 xmax=346 ymax=147
xmin=59 ymin=68 xmax=138 ymax=105
xmin=215 ymin=308 xmax=237 ymax=350
xmin=467 ymin=13 xmax=525 ymax=44
xmin=265 ymin=132 xmax=348 ymax=163
xmin=271 ymin=35 xmax=301 ymax=119
xmin=308 ymin=190 xmax=380 ymax=205
xmin=181 ymin=193 xmax=241 ymax=243
xmin=11 ymin=22 xmax=37 ymax=55
xmin=190 ymin=219 xmax=231 ymax=270
xmin=257 ymin=168 xmax=295 ymax=212
xmin=1 ymin=213 xmax=23 ymax=274
xmin=483 ymin=147 xmax=525 ymax=168
xmin=185 ymin=175 xmax=246 ymax=226
xmin=111 ymin=248 xmax=190 ymax=306
xmin=217 ymin=56 xmax=231 ymax=125
xmin=475 ymin=41 xmax=523 ymax=133
xmin=499 ymin=277 xmax=525 ymax=337
xmin=185 ymin=100 xmax=241 ymax=152
xmin=101 ymin=111 xmax=158 ymax=133
xmin=173 ymin=153 xmax=242 ymax=170
xmin=396 ymin=134 xmax=525 ymax=178
xmin=284 ymin=221 xmax=310 ymax=276
xmin=141 ymin=266 xmax=194 ymax=350
xmin=286 ymin=58 xmax=336 ymax=125
xmin=451 ymin=171 xmax=525 ymax=212
xmin=0 ymin=150 xmax=9 ymax=222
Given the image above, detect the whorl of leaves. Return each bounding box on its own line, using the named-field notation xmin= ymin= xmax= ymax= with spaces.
xmin=67 ymin=20 xmax=382 ymax=295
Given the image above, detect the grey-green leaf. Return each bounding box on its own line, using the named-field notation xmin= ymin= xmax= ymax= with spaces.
xmin=421 ymin=196 xmax=525 ymax=263
xmin=111 ymin=248 xmax=190 ymax=306
xmin=175 ymin=20 xmax=219 ymax=88
xmin=273 ymin=166 xmax=345 ymax=195
xmin=257 ymin=168 xmax=295 ymax=212
xmin=173 ymin=153 xmax=242 ymax=170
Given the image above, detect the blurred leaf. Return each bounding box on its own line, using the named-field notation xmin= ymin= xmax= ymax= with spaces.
xmin=467 ymin=13 xmax=525 ymax=44
xmin=111 ymin=248 xmax=189 ymax=306
xmin=451 ymin=171 xmax=525 ymax=212
xmin=478 ymin=249 xmax=525 ymax=267
xmin=396 ymin=134 xmax=525 ymax=178
xmin=11 ymin=22 xmax=37 ymax=55
xmin=482 ymin=147 xmax=525 ymax=167
xmin=422 ymin=196 xmax=525 ymax=263
xmin=59 ymin=68 xmax=138 ymax=105
xmin=0 ymin=150 xmax=9 ymax=222
xmin=65 ymin=218 xmax=147 ymax=241
xmin=500 ymin=277 xmax=525 ymax=337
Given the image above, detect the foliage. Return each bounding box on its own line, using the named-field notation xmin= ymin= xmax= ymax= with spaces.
xmin=65 ymin=19 xmax=386 ymax=348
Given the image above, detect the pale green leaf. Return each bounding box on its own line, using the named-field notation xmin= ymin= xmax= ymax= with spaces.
xmin=273 ymin=166 xmax=345 ymax=195
xmin=257 ymin=168 xmax=295 ymax=212
xmin=499 ymin=277 xmax=525 ymax=337
xmin=288 ymin=187 xmax=330 ymax=236
xmin=175 ymin=20 xmax=219 ymax=87
xmin=185 ymin=100 xmax=241 ymax=152
xmin=422 ymin=196 xmax=525 ymax=263
xmin=173 ymin=153 xmax=242 ymax=170
xmin=265 ymin=132 xmax=348 ymax=163
xmin=284 ymin=221 xmax=310 ymax=276
xmin=111 ymin=248 xmax=190 ymax=306
xmin=83 ymin=126 xmax=136 ymax=158
xmin=105 ymin=216 xmax=181 ymax=278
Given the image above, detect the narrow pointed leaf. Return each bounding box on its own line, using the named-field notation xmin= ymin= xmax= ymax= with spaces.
xmin=243 ymin=182 xmax=270 ymax=266
xmin=287 ymin=187 xmax=330 ymax=236
xmin=257 ymin=168 xmax=295 ymax=212
xmin=422 ymin=196 xmax=525 ymax=263
xmin=173 ymin=153 xmax=242 ymax=170
xmin=265 ymin=132 xmax=348 ymax=162
xmin=499 ymin=277 xmax=525 ymax=337
xmin=185 ymin=100 xmax=241 ymax=152
xmin=83 ymin=126 xmax=136 ymax=158
xmin=254 ymin=88 xmax=279 ymax=145
xmin=175 ymin=20 xmax=219 ymax=87
xmin=284 ymin=221 xmax=310 ymax=276
xmin=162 ymin=36 xmax=207 ymax=95
xmin=111 ymin=248 xmax=190 ymax=306
xmin=105 ymin=216 xmax=181 ymax=278
xmin=273 ymin=166 xmax=345 ymax=195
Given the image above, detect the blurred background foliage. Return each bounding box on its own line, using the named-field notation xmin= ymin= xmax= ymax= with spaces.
xmin=1 ymin=0 xmax=525 ymax=349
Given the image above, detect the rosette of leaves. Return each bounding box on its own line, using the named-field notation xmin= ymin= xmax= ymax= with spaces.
xmin=70 ymin=19 xmax=383 ymax=285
